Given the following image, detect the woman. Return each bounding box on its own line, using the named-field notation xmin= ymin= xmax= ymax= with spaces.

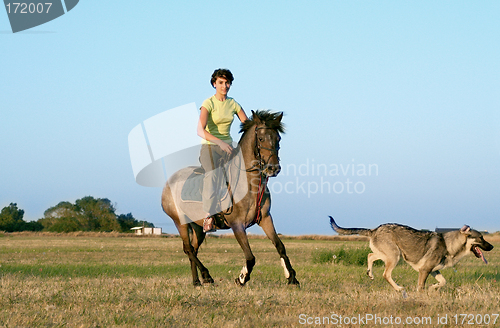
xmin=197 ymin=69 xmax=248 ymax=232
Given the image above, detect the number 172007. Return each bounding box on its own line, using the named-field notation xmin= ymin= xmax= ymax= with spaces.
xmin=453 ymin=314 xmax=498 ymax=325
xmin=5 ymin=3 xmax=53 ymax=14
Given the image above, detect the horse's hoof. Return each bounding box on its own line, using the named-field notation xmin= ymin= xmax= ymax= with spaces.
xmin=287 ymin=277 xmax=300 ymax=286
xmin=201 ymin=272 xmax=214 ymax=284
xmin=234 ymin=277 xmax=246 ymax=287
xmin=202 ymin=282 xmax=216 ymax=288
xmin=193 ymin=280 xmax=202 ymax=287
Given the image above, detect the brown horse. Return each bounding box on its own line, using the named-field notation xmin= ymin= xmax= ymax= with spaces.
xmin=161 ymin=110 xmax=299 ymax=286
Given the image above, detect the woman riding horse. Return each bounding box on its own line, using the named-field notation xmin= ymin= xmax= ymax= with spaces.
xmin=197 ymin=69 xmax=248 ymax=232
xmin=162 ymin=69 xmax=299 ymax=286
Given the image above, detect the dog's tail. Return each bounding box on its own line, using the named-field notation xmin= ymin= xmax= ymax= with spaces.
xmin=329 ymin=216 xmax=372 ymax=236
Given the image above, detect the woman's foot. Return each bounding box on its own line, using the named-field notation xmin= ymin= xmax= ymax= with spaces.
xmin=203 ymin=216 xmax=216 ymax=233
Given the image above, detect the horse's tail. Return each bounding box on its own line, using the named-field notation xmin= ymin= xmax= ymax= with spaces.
xmin=329 ymin=216 xmax=373 ymax=237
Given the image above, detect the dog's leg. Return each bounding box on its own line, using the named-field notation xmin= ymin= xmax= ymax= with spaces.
xmin=374 ymin=242 xmax=404 ymax=292
xmin=367 ymin=253 xmax=379 ymax=279
xmin=417 ymin=269 xmax=432 ymax=291
xmin=367 ymin=242 xmax=385 ymax=280
xmin=429 ymin=271 xmax=446 ymax=290
xmin=383 ymin=259 xmax=405 ymax=292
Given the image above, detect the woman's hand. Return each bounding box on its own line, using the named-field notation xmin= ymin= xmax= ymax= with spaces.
xmin=217 ymin=140 xmax=233 ymax=154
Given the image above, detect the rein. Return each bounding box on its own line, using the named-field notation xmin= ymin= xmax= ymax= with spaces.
xmin=254 ymin=174 xmax=269 ymax=225
xmin=250 ymin=125 xmax=277 ymax=225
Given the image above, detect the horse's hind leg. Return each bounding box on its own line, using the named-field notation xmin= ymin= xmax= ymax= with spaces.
xmin=232 ymin=225 xmax=255 ymax=286
xmin=186 ymin=225 xmax=200 ymax=285
xmin=176 ymin=222 xmax=213 ymax=286
xmin=189 ymin=223 xmax=212 ymax=284
xmin=259 ymin=214 xmax=299 ymax=285
xmin=163 ymin=181 xmax=213 ymax=286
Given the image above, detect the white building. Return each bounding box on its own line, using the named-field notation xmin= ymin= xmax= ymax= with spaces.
xmin=131 ymin=227 xmax=162 ymax=235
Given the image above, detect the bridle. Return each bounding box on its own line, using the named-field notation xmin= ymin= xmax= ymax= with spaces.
xmin=246 ymin=125 xmax=281 ymax=226
xmin=246 ymin=125 xmax=281 ymax=174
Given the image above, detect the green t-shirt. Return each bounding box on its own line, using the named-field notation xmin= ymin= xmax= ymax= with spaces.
xmin=201 ymin=95 xmax=242 ymax=145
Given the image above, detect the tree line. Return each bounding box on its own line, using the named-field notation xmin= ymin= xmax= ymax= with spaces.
xmin=0 ymin=196 xmax=154 ymax=233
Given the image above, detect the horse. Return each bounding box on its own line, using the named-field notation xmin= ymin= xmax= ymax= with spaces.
xmin=161 ymin=110 xmax=299 ymax=287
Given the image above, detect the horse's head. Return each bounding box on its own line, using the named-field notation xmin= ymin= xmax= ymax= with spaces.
xmin=240 ymin=110 xmax=284 ymax=177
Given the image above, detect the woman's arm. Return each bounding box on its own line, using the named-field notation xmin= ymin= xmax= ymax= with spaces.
xmin=237 ymin=108 xmax=248 ymax=123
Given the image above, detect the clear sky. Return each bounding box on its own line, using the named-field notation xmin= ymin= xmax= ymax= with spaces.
xmin=1 ymin=1 xmax=499 ymax=235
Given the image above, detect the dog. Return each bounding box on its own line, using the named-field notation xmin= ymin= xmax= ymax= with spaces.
xmin=329 ymin=216 xmax=493 ymax=292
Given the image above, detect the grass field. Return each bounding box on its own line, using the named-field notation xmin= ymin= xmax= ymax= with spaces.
xmin=0 ymin=232 xmax=499 ymax=327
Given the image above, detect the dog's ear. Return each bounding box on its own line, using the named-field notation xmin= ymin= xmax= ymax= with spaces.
xmin=460 ymin=225 xmax=471 ymax=235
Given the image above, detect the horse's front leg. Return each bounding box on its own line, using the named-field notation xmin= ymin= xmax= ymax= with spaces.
xmin=259 ymin=214 xmax=300 ymax=286
xmin=232 ymin=225 xmax=256 ymax=286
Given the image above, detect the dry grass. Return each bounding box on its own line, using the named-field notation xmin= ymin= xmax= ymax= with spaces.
xmin=0 ymin=234 xmax=498 ymax=327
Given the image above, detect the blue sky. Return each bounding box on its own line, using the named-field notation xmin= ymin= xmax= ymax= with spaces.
xmin=1 ymin=1 xmax=499 ymax=235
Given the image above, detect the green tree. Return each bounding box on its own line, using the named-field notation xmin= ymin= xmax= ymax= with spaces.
xmin=22 ymin=220 xmax=44 ymax=231
xmin=39 ymin=201 xmax=82 ymax=232
xmin=45 ymin=217 xmax=81 ymax=233
xmin=117 ymin=213 xmax=154 ymax=232
xmin=44 ymin=201 xmax=75 ymax=218
xmin=39 ymin=196 xmax=154 ymax=233
xmin=0 ymin=203 xmax=24 ymax=231
xmin=74 ymin=196 xmax=120 ymax=232
xmin=0 ymin=203 xmax=41 ymax=232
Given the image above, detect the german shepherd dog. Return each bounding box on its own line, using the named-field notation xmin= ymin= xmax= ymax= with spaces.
xmin=329 ymin=216 xmax=493 ymax=292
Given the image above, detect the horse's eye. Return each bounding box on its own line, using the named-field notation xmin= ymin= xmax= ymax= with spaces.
xmin=259 ymin=137 xmax=264 ymax=142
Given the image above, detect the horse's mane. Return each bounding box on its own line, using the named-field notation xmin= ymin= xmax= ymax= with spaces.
xmin=239 ymin=110 xmax=285 ymax=135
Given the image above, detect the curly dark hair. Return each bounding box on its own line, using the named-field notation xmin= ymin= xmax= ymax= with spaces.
xmin=210 ymin=69 xmax=234 ymax=87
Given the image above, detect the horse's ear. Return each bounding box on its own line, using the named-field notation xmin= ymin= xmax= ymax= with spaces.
xmin=252 ymin=110 xmax=261 ymax=124
xmin=276 ymin=112 xmax=283 ymax=123
xmin=460 ymin=225 xmax=471 ymax=234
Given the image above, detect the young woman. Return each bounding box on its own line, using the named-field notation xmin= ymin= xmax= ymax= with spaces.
xmin=197 ymin=69 xmax=248 ymax=232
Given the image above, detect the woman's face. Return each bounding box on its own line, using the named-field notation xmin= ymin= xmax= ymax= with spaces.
xmin=213 ymin=77 xmax=231 ymax=96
